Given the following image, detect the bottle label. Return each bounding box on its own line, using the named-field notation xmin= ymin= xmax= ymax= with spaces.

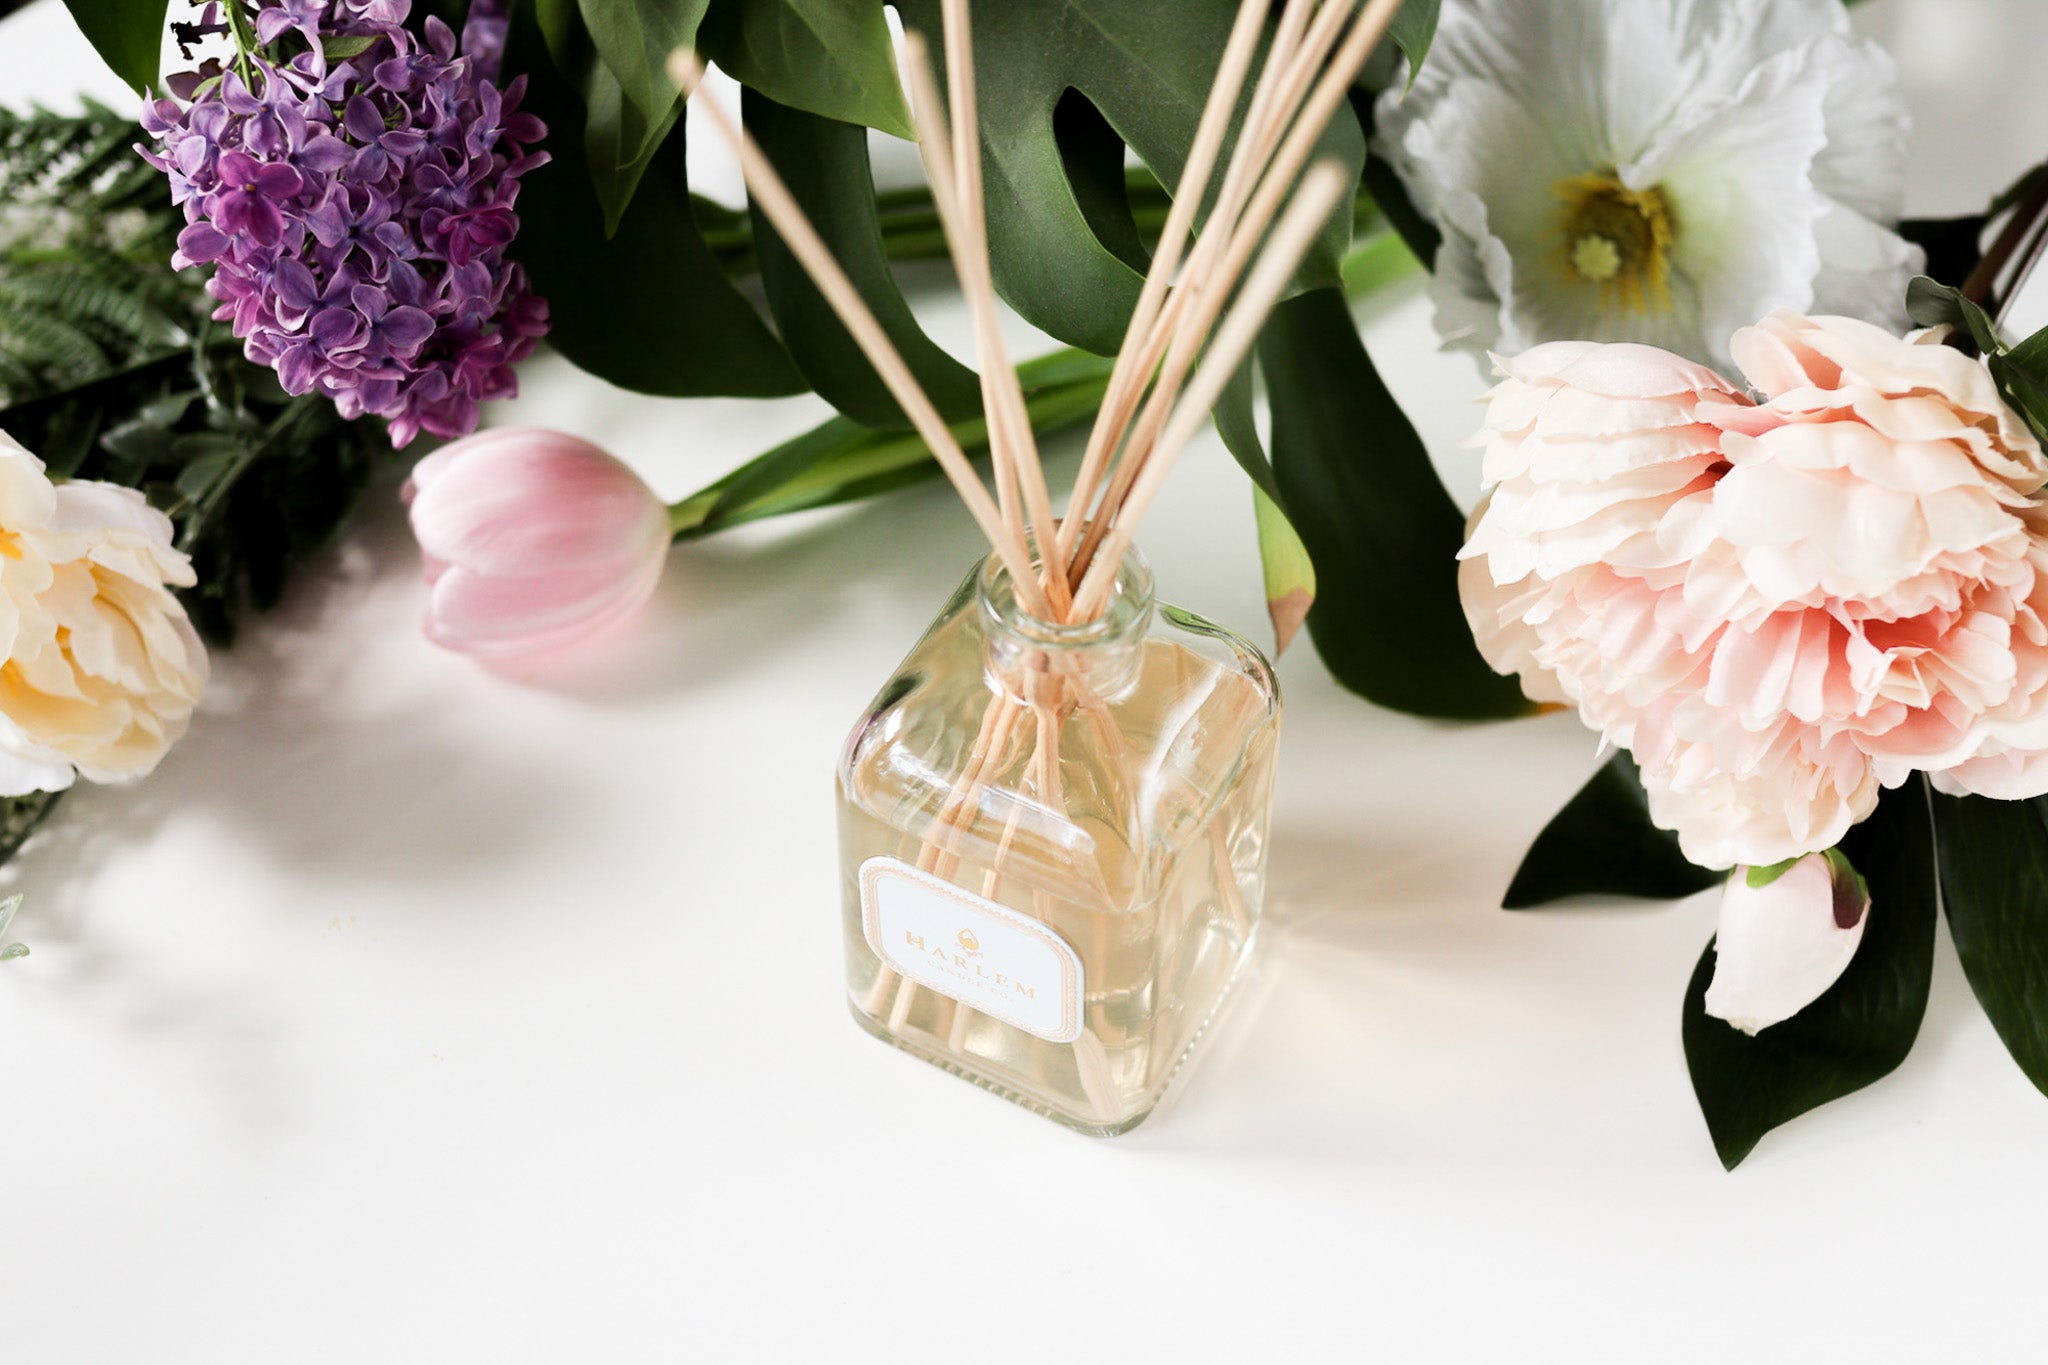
xmin=859 ymin=856 xmax=1085 ymax=1043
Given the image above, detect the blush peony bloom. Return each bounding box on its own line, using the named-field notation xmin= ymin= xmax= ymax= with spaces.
xmin=0 ymin=432 xmax=208 ymax=794
xmin=405 ymin=428 xmax=671 ymax=657
xmin=1374 ymin=0 xmax=1921 ymax=371
xmin=1461 ymin=310 xmax=2048 ymax=870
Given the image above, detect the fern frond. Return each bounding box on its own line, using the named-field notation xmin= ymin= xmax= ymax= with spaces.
xmin=0 ymin=102 xmax=190 ymax=405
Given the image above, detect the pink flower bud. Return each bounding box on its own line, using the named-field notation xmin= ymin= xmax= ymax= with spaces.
xmin=404 ymin=428 xmax=670 ymax=658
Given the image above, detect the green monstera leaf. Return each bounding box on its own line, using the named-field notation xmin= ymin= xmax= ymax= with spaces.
xmin=895 ymin=0 xmax=1365 ymax=355
xmin=698 ymin=0 xmax=913 ymax=138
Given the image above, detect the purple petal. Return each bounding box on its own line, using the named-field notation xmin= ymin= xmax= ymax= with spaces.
xmin=215 ymin=149 xmax=259 ymax=186
xmin=379 ymin=305 xmax=436 ymax=356
xmin=349 ymin=283 xmax=389 ymax=321
xmin=310 ymin=308 xmax=365 ymax=350
xmin=272 ymin=258 xmax=321 ymax=314
xmin=277 ymin=345 xmax=320 ymax=394
xmin=305 ymin=201 xmax=349 ymax=249
xmin=249 ymin=161 xmax=306 ymax=198
xmin=344 ymin=96 xmax=385 ymax=143
xmin=298 ymin=135 xmax=355 ymax=174
xmin=174 ymin=222 xmax=231 ymax=265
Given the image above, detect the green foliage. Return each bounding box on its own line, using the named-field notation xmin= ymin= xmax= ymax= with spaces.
xmin=507 ymin=1 xmax=806 ymax=397
xmin=574 ymin=0 xmax=706 ymax=162
xmin=698 ymin=0 xmax=911 ymax=139
xmin=1682 ymin=782 xmax=1937 ymax=1169
xmin=894 ymin=0 xmax=1365 ymax=356
xmin=1387 ymin=0 xmax=1440 ymax=89
xmin=60 ymin=0 xmax=169 ymax=94
xmin=1931 ymin=793 xmax=2048 ymax=1098
xmin=1249 ymin=285 xmax=1531 ymax=718
xmin=745 ymin=89 xmax=980 ymax=428
xmin=1503 ymin=751 xmax=1721 ymax=909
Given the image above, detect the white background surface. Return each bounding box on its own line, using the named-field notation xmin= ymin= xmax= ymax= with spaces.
xmin=4 ymin=2 xmax=2047 ymax=1359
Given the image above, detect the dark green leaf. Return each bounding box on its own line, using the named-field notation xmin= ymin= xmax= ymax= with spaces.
xmin=1905 ymin=274 xmax=2001 ymax=354
xmin=60 ymin=0 xmax=168 ymax=94
xmin=744 ymin=90 xmax=979 ymax=426
xmin=1386 ymin=0 xmax=1439 ymax=89
xmin=504 ymin=4 xmax=805 ymax=397
xmin=0 ymin=790 xmax=62 ymax=871
xmin=322 ymin=34 xmax=379 ymax=60
xmin=1930 ymin=792 xmax=2048 ymax=1097
xmin=1260 ymin=285 xmax=1532 ymax=718
xmin=583 ymin=64 xmax=683 ymax=235
xmin=574 ymin=0 xmax=706 ymax=158
xmin=696 ymin=0 xmax=911 ymax=138
xmin=1503 ymin=750 xmax=1720 ymax=908
xmin=1682 ymin=781 xmax=1937 ymax=1169
xmin=897 ymin=0 xmax=1364 ymax=355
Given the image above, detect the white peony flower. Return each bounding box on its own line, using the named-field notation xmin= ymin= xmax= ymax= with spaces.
xmin=1374 ymin=0 xmax=1923 ymax=370
xmin=0 ymin=430 xmax=208 ymax=794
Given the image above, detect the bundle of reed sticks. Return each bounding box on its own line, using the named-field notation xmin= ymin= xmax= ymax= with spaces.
xmin=672 ymin=0 xmax=1403 ymax=1113
xmin=670 ymin=0 xmax=1402 ymax=628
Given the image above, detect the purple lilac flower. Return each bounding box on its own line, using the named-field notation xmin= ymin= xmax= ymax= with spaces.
xmin=139 ymin=0 xmax=550 ymax=447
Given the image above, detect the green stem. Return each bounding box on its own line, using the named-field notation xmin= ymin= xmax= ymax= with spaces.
xmin=221 ymin=0 xmax=259 ymax=90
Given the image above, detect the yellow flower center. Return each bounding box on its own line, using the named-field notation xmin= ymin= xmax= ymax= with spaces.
xmin=1552 ymin=172 xmax=1676 ymax=314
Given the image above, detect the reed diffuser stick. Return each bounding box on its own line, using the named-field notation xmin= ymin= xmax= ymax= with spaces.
xmin=667 ymin=52 xmax=1053 ymax=620
xmin=1056 ymin=0 xmax=1272 ymax=559
xmin=1073 ymin=161 xmax=1350 ymax=615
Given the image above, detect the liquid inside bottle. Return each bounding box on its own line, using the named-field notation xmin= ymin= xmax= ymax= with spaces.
xmin=836 ymin=549 xmax=1280 ymax=1135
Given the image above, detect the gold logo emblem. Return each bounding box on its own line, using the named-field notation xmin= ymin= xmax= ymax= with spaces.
xmin=956 ymin=929 xmax=981 ymax=953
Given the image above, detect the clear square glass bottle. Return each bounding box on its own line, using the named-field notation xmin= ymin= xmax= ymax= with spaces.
xmin=836 ymin=547 xmax=1281 ymax=1135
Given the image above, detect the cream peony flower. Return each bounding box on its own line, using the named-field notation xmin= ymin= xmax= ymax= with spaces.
xmin=1374 ymin=0 xmax=1922 ymax=370
xmin=0 ymin=431 xmax=207 ymax=794
xmin=1460 ymin=311 xmax=2048 ymax=869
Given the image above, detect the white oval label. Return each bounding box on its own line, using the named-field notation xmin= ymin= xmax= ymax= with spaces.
xmin=859 ymin=856 xmax=1084 ymax=1043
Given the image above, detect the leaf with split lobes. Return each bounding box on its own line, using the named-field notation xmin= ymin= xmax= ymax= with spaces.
xmin=895 ymin=0 xmax=1365 ymax=356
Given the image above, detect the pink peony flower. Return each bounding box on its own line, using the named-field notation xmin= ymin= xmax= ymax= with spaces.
xmin=1461 ymin=310 xmax=2048 ymax=869
xmin=404 ymin=428 xmax=670 ymax=657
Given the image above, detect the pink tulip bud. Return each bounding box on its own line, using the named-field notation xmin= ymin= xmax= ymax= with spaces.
xmin=404 ymin=428 xmax=670 ymax=658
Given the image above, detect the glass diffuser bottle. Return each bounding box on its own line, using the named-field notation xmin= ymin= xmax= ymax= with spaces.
xmin=838 ymin=548 xmax=1280 ymax=1134
xmin=679 ymin=0 xmax=1396 ymax=1136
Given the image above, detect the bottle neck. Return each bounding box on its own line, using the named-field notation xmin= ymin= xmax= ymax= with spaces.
xmin=977 ymin=548 xmax=1155 ymax=705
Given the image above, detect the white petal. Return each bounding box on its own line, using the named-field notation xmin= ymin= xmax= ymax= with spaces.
xmin=1703 ymin=854 xmax=1868 ymax=1034
xmin=1636 ymin=44 xmax=1831 ymax=358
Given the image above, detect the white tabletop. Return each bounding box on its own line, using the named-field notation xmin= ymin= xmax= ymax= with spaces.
xmin=5 ymin=2 xmax=2046 ymax=1358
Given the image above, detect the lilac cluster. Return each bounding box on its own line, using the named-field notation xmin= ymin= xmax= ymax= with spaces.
xmin=141 ymin=0 xmax=549 ymax=446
